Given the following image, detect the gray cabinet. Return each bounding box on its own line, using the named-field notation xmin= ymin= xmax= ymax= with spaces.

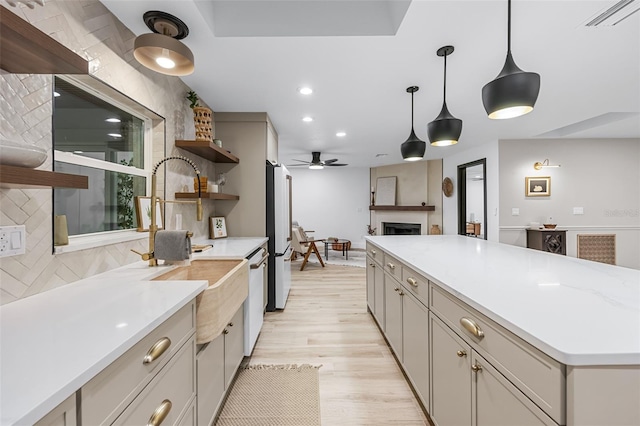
xmin=383 ymin=273 xmax=403 ymax=358
xmin=402 ymin=290 xmax=429 ymax=409
xmin=224 ymin=305 xmax=245 ymax=388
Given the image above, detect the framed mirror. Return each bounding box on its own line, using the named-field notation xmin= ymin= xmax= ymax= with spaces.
xmin=457 ymin=159 xmax=487 ymax=240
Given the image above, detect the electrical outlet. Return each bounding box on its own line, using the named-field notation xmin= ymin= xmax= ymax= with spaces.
xmin=512 ymin=208 xmax=520 ymax=216
xmin=573 ymin=207 xmax=584 ymax=215
xmin=0 ymin=226 xmax=26 ymax=257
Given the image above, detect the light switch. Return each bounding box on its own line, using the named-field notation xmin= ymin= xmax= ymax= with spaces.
xmin=573 ymin=207 xmax=584 ymax=215
xmin=512 ymin=208 xmax=520 ymax=216
xmin=0 ymin=225 xmax=25 ymax=257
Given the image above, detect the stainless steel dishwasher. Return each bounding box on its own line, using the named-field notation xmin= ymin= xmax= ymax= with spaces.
xmin=244 ymin=246 xmax=268 ymax=356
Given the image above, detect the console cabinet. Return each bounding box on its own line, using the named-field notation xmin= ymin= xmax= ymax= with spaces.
xmin=366 ymin=242 xmax=385 ymax=329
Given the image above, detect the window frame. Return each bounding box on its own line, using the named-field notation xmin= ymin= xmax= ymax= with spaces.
xmin=52 ymin=75 xmax=156 ymax=254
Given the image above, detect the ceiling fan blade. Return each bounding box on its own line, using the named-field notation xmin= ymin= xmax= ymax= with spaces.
xmin=327 ymin=163 xmax=348 ymax=166
xmin=290 ymin=159 xmax=311 ymax=163
xmin=285 ymin=163 xmax=310 ymax=167
xmin=324 ymin=158 xmax=339 ymax=164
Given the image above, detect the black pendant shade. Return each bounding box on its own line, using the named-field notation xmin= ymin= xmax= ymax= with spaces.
xmin=428 ymin=45 xmax=462 ymax=146
xmin=401 ymin=86 xmax=426 ymax=161
xmin=482 ymin=0 xmax=540 ymax=119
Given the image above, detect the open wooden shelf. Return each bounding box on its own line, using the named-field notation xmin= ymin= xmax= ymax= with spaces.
xmin=175 ymin=140 xmax=239 ymax=163
xmin=369 ymin=205 xmax=435 ymax=211
xmin=175 ymin=192 xmax=239 ymax=200
xmin=0 ymin=165 xmax=88 ymax=189
xmin=0 ymin=5 xmax=88 ymax=74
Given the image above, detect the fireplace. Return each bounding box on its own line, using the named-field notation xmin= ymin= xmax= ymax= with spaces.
xmin=383 ymin=222 xmax=421 ymax=235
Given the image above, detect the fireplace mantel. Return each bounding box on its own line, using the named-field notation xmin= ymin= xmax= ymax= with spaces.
xmin=369 ymin=205 xmax=434 ymax=211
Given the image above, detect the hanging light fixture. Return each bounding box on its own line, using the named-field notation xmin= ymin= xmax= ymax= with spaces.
xmin=482 ymin=0 xmax=540 ymax=119
xmin=134 ymin=11 xmax=194 ymax=76
xmin=401 ymin=86 xmax=426 ymax=161
xmin=428 ymin=46 xmax=462 ymax=146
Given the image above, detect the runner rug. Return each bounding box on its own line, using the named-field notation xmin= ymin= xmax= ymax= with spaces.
xmin=215 ymin=364 xmax=322 ymax=426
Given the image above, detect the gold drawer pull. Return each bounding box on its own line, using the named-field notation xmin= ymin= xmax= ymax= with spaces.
xmin=387 ymin=263 xmax=395 ymax=270
xmin=471 ymin=363 xmax=483 ymax=372
xmin=223 ymin=329 xmax=229 ymax=335
xmin=460 ymin=317 xmax=484 ymax=339
xmin=406 ymin=277 xmax=418 ymax=287
xmin=369 ymin=263 xmax=375 ymax=267
xmin=228 ymin=322 xmax=234 ymax=327
xmin=147 ymin=399 xmax=172 ymax=426
xmin=456 ymin=350 xmax=467 ymax=357
xmin=370 ymin=249 xmax=377 ymax=255
xmin=143 ymin=337 xmax=171 ymax=365
xmin=394 ymin=287 xmax=400 ymax=292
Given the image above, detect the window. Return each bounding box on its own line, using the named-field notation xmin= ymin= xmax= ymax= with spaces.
xmin=53 ymin=76 xmax=152 ymax=238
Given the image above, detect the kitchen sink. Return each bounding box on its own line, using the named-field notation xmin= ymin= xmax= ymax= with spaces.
xmin=152 ymin=259 xmax=249 ymax=344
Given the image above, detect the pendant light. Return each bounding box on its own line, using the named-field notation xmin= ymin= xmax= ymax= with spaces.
xmin=482 ymin=0 xmax=540 ymax=119
xmin=134 ymin=11 xmax=195 ymax=76
xmin=401 ymin=86 xmax=426 ymax=161
xmin=428 ymin=46 xmax=462 ymax=146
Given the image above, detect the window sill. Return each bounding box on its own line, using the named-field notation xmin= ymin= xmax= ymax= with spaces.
xmin=53 ymin=230 xmax=148 ymax=254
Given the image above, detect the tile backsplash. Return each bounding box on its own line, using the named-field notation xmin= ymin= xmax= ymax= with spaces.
xmin=0 ymin=0 xmax=216 ymax=304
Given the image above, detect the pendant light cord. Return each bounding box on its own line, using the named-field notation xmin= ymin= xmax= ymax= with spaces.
xmin=507 ymin=0 xmax=512 ymax=54
xmin=411 ymin=91 xmax=414 ymax=129
xmin=443 ymin=53 xmax=447 ymax=102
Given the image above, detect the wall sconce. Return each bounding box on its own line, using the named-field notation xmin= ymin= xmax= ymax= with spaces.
xmin=533 ymin=159 xmax=561 ymax=170
xmin=134 ymin=11 xmax=194 ymax=76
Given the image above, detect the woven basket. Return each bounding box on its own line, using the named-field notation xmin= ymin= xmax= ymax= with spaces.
xmin=193 ymin=106 xmax=214 ymax=142
xmin=331 ymin=240 xmax=351 ymax=251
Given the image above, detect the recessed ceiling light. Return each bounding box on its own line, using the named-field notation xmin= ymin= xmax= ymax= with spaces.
xmin=298 ymin=87 xmax=313 ymax=95
xmin=302 ymin=116 xmax=313 ymax=122
xmin=336 ymin=132 xmax=347 ymax=137
xmin=108 ymin=133 xmax=122 ymax=138
xmin=53 ymin=92 xmax=61 ymax=97
xmin=73 ymin=150 xmax=83 ymax=154
xmin=105 ymin=118 xmax=121 ymax=123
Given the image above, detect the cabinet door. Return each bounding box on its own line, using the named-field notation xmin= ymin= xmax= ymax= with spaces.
xmin=224 ymin=305 xmax=245 ymax=389
xmin=197 ymin=334 xmax=225 ymax=426
xmin=366 ymin=258 xmax=376 ymax=313
xmin=373 ymin=261 xmax=385 ymax=329
xmin=472 ymin=352 xmax=556 ymax=426
xmin=35 ymin=394 xmax=76 ymax=426
xmin=402 ymin=290 xmax=429 ymax=409
xmin=430 ymin=313 xmax=472 ymax=426
xmin=384 ymin=274 xmax=403 ymax=359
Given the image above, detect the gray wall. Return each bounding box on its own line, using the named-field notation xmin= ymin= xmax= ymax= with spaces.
xmin=498 ymin=138 xmax=639 ymax=268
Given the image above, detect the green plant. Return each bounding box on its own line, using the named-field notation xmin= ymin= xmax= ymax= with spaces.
xmin=117 ymin=158 xmax=135 ymax=229
xmin=186 ymin=90 xmax=199 ymax=109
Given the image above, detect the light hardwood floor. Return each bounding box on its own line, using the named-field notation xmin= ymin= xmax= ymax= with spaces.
xmin=249 ymin=261 xmax=431 ymax=425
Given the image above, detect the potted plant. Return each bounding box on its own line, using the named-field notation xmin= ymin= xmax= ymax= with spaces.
xmin=186 ymin=90 xmax=213 ymax=142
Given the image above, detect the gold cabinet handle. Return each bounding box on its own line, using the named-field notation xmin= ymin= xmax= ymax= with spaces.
xmin=142 ymin=337 xmax=171 ymax=365
xmin=457 ymin=350 xmax=467 ymax=357
xmin=223 ymin=329 xmax=229 ymax=335
xmin=147 ymin=399 xmax=172 ymax=426
xmin=399 ymin=290 xmax=405 ymax=296
xmin=406 ymin=277 xmax=418 ymax=287
xmin=460 ymin=317 xmax=485 ymax=339
xmin=228 ymin=322 xmax=234 ymax=327
xmin=369 ymin=263 xmax=375 ymax=267
xmin=370 ymin=249 xmax=377 ymax=255
xmin=387 ymin=262 xmax=395 ymax=270
xmin=394 ymin=287 xmax=400 ymax=292
xmin=471 ymin=363 xmax=483 ymax=372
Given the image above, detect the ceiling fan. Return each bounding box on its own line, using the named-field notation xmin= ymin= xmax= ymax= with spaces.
xmin=286 ymin=152 xmax=348 ymax=169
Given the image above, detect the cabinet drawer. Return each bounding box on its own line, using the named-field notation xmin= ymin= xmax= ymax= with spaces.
xmin=401 ymin=265 xmax=429 ymax=307
xmin=383 ymin=253 xmax=402 ymax=282
xmin=82 ymin=301 xmax=196 ymax=425
xmin=366 ymin=242 xmax=383 ymax=266
xmin=429 ymin=285 xmax=565 ymax=424
xmin=112 ymin=336 xmax=196 ymax=426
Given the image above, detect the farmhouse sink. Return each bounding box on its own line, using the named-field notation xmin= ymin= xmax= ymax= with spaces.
xmin=153 ymin=259 xmax=248 ymax=344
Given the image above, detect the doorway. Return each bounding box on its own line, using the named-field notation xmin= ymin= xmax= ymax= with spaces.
xmin=457 ymin=159 xmax=487 ymax=239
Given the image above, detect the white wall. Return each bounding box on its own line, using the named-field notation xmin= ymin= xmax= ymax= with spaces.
xmin=290 ymin=167 xmax=370 ymax=249
xmin=498 ymin=138 xmax=640 ymax=269
xmin=442 ymin=140 xmax=499 ymax=240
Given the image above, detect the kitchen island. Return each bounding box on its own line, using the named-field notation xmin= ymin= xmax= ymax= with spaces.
xmin=0 ymin=237 xmax=266 ymax=426
xmin=365 ymin=235 xmax=640 ymax=426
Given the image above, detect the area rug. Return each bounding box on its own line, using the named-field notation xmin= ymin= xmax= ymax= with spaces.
xmin=215 ymin=364 xmax=322 ymax=426
xmin=323 ymin=248 xmax=366 ymax=268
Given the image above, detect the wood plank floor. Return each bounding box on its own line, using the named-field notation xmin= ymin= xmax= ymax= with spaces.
xmin=249 ymin=261 xmax=430 ymax=425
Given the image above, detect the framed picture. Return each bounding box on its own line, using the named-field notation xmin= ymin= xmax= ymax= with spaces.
xmin=376 ymin=176 xmax=397 ymax=206
xmin=210 ymin=216 xmax=228 ymax=239
xmin=525 ymin=176 xmax=551 ymax=197
xmin=135 ymin=196 xmax=164 ymax=231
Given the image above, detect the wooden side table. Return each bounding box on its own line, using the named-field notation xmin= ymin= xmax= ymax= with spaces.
xmin=526 ymin=228 xmax=567 ymax=255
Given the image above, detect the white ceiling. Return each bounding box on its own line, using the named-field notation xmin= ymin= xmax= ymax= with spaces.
xmin=101 ymin=0 xmax=640 ymax=168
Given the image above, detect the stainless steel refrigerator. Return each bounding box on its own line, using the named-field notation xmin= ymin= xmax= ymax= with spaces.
xmin=266 ymin=162 xmax=292 ymax=311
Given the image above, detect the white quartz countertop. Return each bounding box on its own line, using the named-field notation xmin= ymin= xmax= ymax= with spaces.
xmin=0 ymin=236 xmax=267 ymax=425
xmin=366 ymin=235 xmax=640 ymax=366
